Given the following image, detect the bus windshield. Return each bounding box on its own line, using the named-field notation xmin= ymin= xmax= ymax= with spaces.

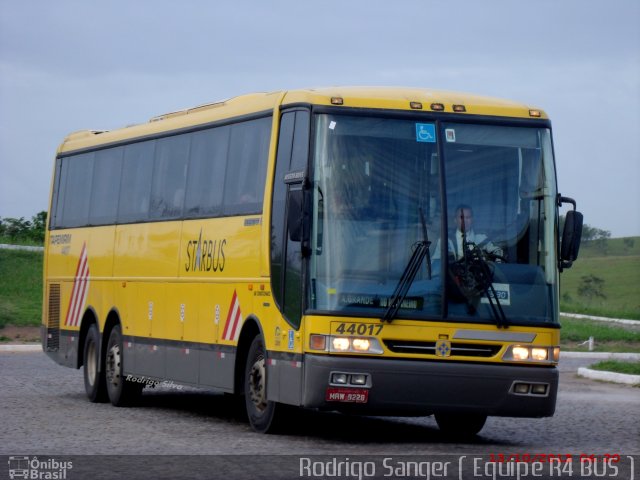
xmin=308 ymin=114 xmax=559 ymax=326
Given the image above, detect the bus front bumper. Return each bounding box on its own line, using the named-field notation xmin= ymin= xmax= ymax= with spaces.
xmin=302 ymin=354 xmax=558 ymax=417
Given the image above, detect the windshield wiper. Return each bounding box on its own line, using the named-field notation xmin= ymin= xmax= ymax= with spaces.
xmin=382 ymin=208 xmax=431 ymax=323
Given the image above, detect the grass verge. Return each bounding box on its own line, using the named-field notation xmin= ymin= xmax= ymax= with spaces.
xmin=559 ymin=317 xmax=640 ymax=353
xmin=589 ymin=360 xmax=640 ymax=376
xmin=0 ymin=249 xmax=43 ymax=329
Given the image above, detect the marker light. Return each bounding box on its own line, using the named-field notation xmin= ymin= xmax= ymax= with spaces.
xmin=410 ymin=101 xmax=423 ymax=110
xmin=331 ymin=97 xmax=344 ymax=105
xmin=430 ymin=103 xmax=445 ymax=111
xmin=309 ymin=334 xmax=327 ymax=351
xmin=452 ymin=104 xmax=466 ymax=112
xmin=529 ymin=109 xmax=542 ymax=117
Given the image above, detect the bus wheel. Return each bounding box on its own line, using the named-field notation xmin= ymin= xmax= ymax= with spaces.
xmin=244 ymin=335 xmax=283 ymax=433
xmin=83 ymin=323 xmax=107 ymax=402
xmin=105 ymin=325 xmax=142 ymax=407
xmin=435 ymin=413 xmax=487 ymax=437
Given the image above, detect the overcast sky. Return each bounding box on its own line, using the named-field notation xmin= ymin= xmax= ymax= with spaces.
xmin=1 ymin=0 xmax=638 ymax=236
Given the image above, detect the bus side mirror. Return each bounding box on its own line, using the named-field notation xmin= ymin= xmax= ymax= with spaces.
xmin=560 ymin=209 xmax=583 ymax=270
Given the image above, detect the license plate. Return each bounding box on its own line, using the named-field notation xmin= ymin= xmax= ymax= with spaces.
xmin=325 ymin=387 xmax=369 ymax=403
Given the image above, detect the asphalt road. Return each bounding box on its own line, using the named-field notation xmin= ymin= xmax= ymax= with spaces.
xmin=1 ymin=351 xmax=638 ymax=479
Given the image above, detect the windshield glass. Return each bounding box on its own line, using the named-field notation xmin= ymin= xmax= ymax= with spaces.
xmin=308 ymin=114 xmax=558 ymax=325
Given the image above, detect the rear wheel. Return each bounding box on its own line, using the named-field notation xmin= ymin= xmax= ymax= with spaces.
xmin=105 ymin=325 xmax=142 ymax=406
xmin=435 ymin=413 xmax=487 ymax=437
xmin=83 ymin=324 xmax=107 ymax=402
xmin=244 ymin=335 xmax=286 ymax=433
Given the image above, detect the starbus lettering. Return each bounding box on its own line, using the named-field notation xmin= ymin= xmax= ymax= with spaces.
xmin=185 ymin=230 xmax=226 ymax=272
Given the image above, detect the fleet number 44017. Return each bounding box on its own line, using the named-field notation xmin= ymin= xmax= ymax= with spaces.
xmin=335 ymin=323 xmax=383 ymax=336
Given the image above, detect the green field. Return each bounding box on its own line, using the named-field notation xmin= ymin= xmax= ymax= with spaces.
xmin=559 ymin=237 xmax=640 ymax=319
xmin=0 ymin=249 xmax=43 ymax=328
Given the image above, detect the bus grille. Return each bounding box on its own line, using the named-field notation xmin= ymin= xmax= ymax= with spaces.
xmin=46 ymin=283 xmax=60 ymax=352
xmin=383 ymin=340 xmax=501 ymax=358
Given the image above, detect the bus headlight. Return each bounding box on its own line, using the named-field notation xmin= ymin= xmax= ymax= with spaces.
xmin=512 ymin=346 xmax=530 ymax=361
xmin=531 ymin=348 xmax=548 ymax=361
xmin=322 ymin=336 xmax=383 ymax=354
xmin=332 ymin=337 xmax=351 ymax=352
xmin=309 ymin=335 xmax=384 ymax=354
xmin=503 ymin=345 xmax=557 ymax=364
xmin=351 ymin=338 xmax=371 ymax=351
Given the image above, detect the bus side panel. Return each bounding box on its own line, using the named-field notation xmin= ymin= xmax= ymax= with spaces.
xmin=45 ymin=226 xmax=116 ymax=368
xmin=165 ymin=283 xmax=199 ymax=385
xmin=114 ymin=222 xmax=182 ymax=379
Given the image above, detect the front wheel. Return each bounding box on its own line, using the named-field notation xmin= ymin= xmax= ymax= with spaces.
xmin=244 ymin=335 xmax=286 ymax=433
xmin=105 ymin=325 xmax=142 ymax=406
xmin=435 ymin=413 xmax=487 ymax=437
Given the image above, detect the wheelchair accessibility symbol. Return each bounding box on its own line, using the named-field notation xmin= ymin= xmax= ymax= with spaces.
xmin=416 ymin=123 xmax=436 ymax=143
xmin=435 ymin=339 xmax=451 ymax=357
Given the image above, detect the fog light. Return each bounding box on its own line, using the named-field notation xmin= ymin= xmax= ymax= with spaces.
xmin=514 ymin=383 xmax=530 ymax=394
xmin=531 ymin=384 xmax=548 ymax=395
xmin=332 ymin=337 xmax=350 ymax=351
xmin=350 ymin=374 xmax=368 ymax=386
xmin=332 ymin=373 xmax=348 ymax=385
xmin=512 ymin=346 xmax=529 ymax=361
xmin=531 ymin=348 xmax=548 ymax=361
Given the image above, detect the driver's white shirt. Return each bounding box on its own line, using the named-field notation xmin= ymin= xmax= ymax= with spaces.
xmin=432 ymin=229 xmax=503 ymax=260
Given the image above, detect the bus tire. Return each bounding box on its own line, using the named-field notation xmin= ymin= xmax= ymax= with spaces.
xmin=244 ymin=335 xmax=285 ymax=433
xmin=83 ymin=323 xmax=108 ymax=403
xmin=435 ymin=413 xmax=487 ymax=437
xmin=105 ymin=325 xmax=142 ymax=407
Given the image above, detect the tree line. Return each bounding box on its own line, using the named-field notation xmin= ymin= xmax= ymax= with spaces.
xmin=0 ymin=212 xmax=47 ymax=243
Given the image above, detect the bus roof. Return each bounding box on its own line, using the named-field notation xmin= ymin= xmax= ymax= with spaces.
xmin=58 ymin=87 xmax=547 ymax=154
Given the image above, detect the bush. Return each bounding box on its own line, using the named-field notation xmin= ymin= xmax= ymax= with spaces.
xmin=0 ymin=211 xmax=46 ymax=244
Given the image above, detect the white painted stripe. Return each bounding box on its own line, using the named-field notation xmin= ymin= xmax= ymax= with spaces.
xmin=562 ymin=351 xmax=640 ymax=360
xmin=0 ymin=344 xmax=42 ymax=352
xmin=0 ymin=244 xmax=44 ymax=252
xmin=577 ymin=367 xmax=640 ymax=386
xmin=71 ymin=256 xmax=89 ymax=327
xmin=229 ymin=306 xmax=242 ymax=342
xmin=66 ymin=246 xmax=87 ymax=326
xmin=222 ymin=291 xmax=238 ymax=340
xmin=561 ymin=312 xmax=640 ymax=326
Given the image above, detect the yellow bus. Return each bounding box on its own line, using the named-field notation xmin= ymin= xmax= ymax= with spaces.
xmin=42 ymin=87 xmax=583 ymax=435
